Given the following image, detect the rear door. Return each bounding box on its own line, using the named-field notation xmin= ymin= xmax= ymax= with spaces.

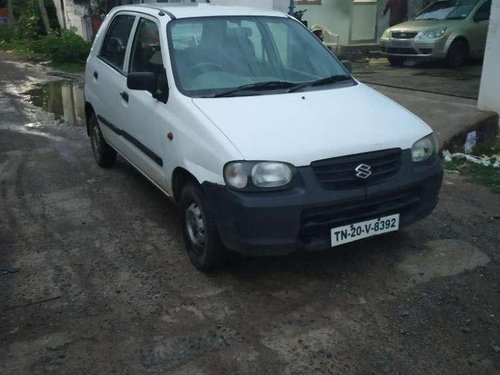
xmin=91 ymin=13 xmax=137 ymax=151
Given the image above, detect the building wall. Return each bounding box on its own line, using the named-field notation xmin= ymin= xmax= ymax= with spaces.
xmin=478 ymin=0 xmax=500 ymax=121
xmin=53 ymin=0 xmax=90 ymax=40
xmin=210 ymin=0 xmax=274 ymax=9
xmin=294 ymin=0 xmax=351 ymax=45
xmin=295 ymin=0 xmax=431 ymax=45
xmin=273 ymin=0 xmax=289 ymax=12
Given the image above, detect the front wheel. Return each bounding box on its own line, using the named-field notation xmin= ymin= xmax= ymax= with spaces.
xmin=387 ymin=56 xmax=406 ymax=66
xmin=89 ymin=113 xmax=116 ymax=168
xmin=180 ymin=182 xmax=227 ymax=272
xmin=446 ymin=40 xmax=469 ymax=68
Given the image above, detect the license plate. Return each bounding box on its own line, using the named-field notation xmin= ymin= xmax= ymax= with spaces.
xmin=391 ymin=40 xmax=410 ymax=47
xmin=331 ymin=214 xmax=400 ymax=247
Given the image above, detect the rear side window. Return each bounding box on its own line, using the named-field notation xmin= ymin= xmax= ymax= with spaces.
xmin=99 ymin=15 xmax=136 ymax=72
xmin=474 ymin=0 xmax=491 ymax=21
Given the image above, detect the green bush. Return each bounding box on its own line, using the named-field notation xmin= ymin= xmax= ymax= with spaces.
xmin=39 ymin=31 xmax=91 ymax=62
xmin=18 ymin=12 xmax=40 ymax=39
xmin=0 ymin=25 xmax=89 ymax=67
xmin=0 ymin=24 xmax=18 ymax=43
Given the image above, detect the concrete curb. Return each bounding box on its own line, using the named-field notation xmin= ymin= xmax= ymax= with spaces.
xmin=440 ymin=111 xmax=499 ymax=152
xmin=369 ymin=83 xmax=499 ymax=152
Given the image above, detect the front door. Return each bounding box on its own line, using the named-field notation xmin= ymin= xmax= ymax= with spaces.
xmin=120 ymin=16 xmax=169 ymax=188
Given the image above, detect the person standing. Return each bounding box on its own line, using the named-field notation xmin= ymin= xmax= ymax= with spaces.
xmin=383 ymin=0 xmax=408 ymax=26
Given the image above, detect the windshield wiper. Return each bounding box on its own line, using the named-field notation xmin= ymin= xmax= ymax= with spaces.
xmin=287 ymin=75 xmax=352 ymax=93
xmin=212 ymin=81 xmax=296 ymax=98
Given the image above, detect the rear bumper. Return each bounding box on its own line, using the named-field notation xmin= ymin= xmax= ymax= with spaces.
xmin=202 ymin=152 xmax=443 ymax=256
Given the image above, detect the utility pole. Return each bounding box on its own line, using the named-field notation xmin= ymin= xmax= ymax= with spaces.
xmin=288 ymin=0 xmax=295 ymax=16
xmin=38 ymin=0 xmax=52 ymax=34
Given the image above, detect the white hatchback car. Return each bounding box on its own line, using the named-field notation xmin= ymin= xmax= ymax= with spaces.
xmin=85 ymin=3 xmax=443 ymax=271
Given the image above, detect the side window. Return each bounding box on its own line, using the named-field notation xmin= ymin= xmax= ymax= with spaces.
xmin=267 ymin=22 xmax=289 ymax=64
xmin=267 ymin=20 xmax=331 ymax=76
xmin=99 ymin=15 xmax=136 ymax=71
xmin=474 ymin=0 xmax=491 ymax=22
xmin=129 ymin=18 xmax=163 ymax=74
xmin=171 ymin=22 xmax=202 ymax=50
xmin=241 ymin=20 xmax=266 ymax=62
xmin=267 ymin=21 xmax=310 ymax=70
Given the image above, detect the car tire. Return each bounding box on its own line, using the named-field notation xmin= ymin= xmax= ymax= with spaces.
xmin=446 ymin=40 xmax=469 ymax=68
xmin=89 ymin=113 xmax=116 ymax=168
xmin=388 ymin=56 xmax=405 ymax=66
xmin=180 ymin=182 xmax=227 ymax=272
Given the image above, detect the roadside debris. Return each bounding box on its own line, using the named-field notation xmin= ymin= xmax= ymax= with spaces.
xmin=0 ymin=267 xmax=19 ymax=275
xmin=3 ymin=295 xmax=62 ymax=311
xmin=442 ymin=150 xmax=500 ymax=168
xmin=464 ymin=131 xmax=477 ymax=154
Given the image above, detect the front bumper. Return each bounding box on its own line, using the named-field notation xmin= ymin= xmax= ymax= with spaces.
xmin=379 ymin=36 xmax=448 ymax=58
xmin=202 ymin=151 xmax=443 ymax=256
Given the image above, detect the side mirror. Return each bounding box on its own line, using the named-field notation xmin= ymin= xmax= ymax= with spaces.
xmin=127 ymin=72 xmax=169 ymax=103
xmin=127 ymin=72 xmax=157 ymax=92
xmin=341 ymin=60 xmax=352 ymax=73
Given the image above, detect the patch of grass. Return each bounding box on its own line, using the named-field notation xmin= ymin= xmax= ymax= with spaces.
xmin=1 ymin=25 xmax=89 ymax=73
xmin=444 ymin=137 xmax=500 ymax=193
xmin=47 ymin=61 xmax=86 ymax=73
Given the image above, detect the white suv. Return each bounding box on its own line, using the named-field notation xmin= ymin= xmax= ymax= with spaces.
xmin=85 ymin=4 xmax=443 ymax=271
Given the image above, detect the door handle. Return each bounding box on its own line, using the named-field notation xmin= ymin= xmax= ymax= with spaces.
xmin=93 ymin=71 xmax=98 ymax=79
xmin=120 ymin=92 xmax=129 ymax=102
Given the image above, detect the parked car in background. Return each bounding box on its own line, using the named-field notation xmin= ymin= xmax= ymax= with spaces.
xmin=85 ymin=4 xmax=443 ymax=271
xmin=380 ymin=0 xmax=491 ymax=67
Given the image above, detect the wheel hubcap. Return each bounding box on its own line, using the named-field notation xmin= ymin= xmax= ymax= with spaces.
xmin=185 ymin=202 xmax=206 ymax=253
xmin=450 ymin=47 xmax=465 ymax=65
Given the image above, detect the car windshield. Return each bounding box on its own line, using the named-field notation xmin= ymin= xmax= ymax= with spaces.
xmin=413 ymin=0 xmax=480 ymax=20
xmin=167 ymin=16 xmax=352 ymax=97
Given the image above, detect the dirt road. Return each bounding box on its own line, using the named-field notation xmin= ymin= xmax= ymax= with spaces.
xmin=1 ymin=52 xmax=499 ymax=374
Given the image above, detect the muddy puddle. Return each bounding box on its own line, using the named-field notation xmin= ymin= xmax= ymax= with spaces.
xmin=26 ymin=80 xmax=85 ymax=126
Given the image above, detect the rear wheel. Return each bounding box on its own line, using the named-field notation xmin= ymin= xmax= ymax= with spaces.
xmin=89 ymin=113 xmax=116 ymax=168
xmin=180 ymin=182 xmax=227 ymax=272
xmin=446 ymin=40 xmax=469 ymax=68
xmin=388 ymin=56 xmax=406 ymax=66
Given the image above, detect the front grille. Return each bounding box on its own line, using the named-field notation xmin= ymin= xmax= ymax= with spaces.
xmin=311 ymin=149 xmax=402 ymax=190
xmin=419 ymin=48 xmax=433 ymax=54
xmin=391 ymin=31 xmax=417 ymax=39
xmin=387 ymin=47 xmax=417 ymax=54
xmin=299 ymin=188 xmax=420 ymax=241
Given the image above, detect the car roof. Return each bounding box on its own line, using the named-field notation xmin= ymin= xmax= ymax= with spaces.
xmin=113 ymin=3 xmax=288 ymax=20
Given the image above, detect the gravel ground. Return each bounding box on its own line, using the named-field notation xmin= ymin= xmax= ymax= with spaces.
xmin=0 ymin=52 xmax=499 ymax=375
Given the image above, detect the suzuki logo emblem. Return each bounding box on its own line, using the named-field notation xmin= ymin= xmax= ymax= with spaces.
xmin=355 ymin=164 xmax=372 ymax=179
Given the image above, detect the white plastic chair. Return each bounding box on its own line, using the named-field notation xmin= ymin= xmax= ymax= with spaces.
xmin=311 ymin=24 xmax=340 ymax=56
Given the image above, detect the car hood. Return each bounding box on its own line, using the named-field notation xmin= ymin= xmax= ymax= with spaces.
xmin=390 ymin=19 xmax=461 ymax=32
xmin=192 ymin=83 xmax=432 ymax=167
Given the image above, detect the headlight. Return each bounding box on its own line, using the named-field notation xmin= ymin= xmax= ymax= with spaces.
xmin=251 ymin=162 xmax=292 ymax=188
xmin=382 ymin=28 xmax=391 ymax=39
xmin=416 ymin=28 xmax=446 ymax=40
xmin=411 ymin=134 xmax=437 ymax=162
xmin=224 ymin=161 xmax=295 ymax=190
xmin=224 ymin=162 xmax=248 ymax=189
